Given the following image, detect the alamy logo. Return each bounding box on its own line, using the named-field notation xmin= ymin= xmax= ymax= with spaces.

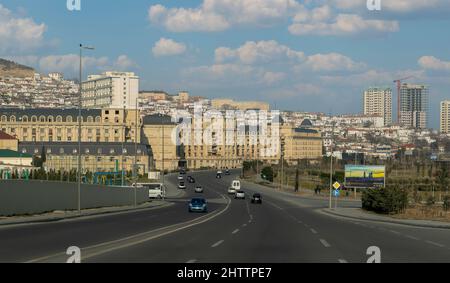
xmin=67 ymin=0 xmax=81 ymax=11
xmin=66 ymin=246 xmax=81 ymax=263
xmin=367 ymin=0 xmax=381 ymax=11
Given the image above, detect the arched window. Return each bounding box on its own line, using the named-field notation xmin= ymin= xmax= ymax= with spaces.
xmin=48 ymin=116 xmax=54 ymax=123
xmin=56 ymin=116 xmax=63 ymax=123
xmin=10 ymin=116 xmax=16 ymax=122
xmin=87 ymin=116 xmax=94 ymax=123
xmin=66 ymin=116 xmax=73 ymax=123
xmin=39 ymin=116 xmax=46 ymax=122
xmin=0 ymin=115 xmax=7 ymax=122
xmin=31 ymin=116 xmax=37 ymax=122
xmin=95 ymin=116 xmax=101 ymax=123
xmin=22 ymin=116 xmax=29 ymax=122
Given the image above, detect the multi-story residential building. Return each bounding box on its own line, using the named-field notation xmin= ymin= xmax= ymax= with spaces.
xmin=82 ymin=72 xmax=139 ymax=109
xmin=363 ymin=87 xmax=392 ymax=126
xmin=399 ymin=84 xmax=429 ymax=129
xmin=0 ymin=131 xmax=18 ymax=151
xmin=211 ymin=99 xmax=270 ymax=111
xmin=440 ymin=100 xmax=450 ymax=134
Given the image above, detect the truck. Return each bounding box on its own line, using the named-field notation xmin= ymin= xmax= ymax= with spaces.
xmin=133 ymin=183 xmax=166 ymax=199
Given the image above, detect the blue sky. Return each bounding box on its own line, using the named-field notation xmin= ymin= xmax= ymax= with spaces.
xmin=1 ymin=0 xmax=450 ymax=128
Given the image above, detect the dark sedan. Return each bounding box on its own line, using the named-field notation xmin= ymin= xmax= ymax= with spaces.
xmin=251 ymin=193 xmax=262 ymax=204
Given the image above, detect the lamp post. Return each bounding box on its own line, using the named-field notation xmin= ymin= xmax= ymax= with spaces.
xmin=78 ymin=44 xmax=94 ymax=214
xmin=329 ymin=121 xmax=335 ymax=209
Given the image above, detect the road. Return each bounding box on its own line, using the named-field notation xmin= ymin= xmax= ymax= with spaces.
xmin=0 ymin=170 xmax=449 ymax=263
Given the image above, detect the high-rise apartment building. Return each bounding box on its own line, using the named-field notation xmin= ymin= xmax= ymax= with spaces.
xmin=399 ymin=84 xmax=429 ymax=129
xmin=441 ymin=100 xmax=450 ymax=134
xmin=82 ymin=72 xmax=139 ymax=109
xmin=363 ymin=87 xmax=392 ymax=126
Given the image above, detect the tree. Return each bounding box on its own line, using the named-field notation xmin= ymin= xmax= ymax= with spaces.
xmin=261 ymin=166 xmax=274 ymax=182
xmin=295 ymin=160 xmax=300 ymax=192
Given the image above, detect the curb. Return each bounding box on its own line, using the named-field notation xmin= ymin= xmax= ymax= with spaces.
xmin=321 ymin=208 xmax=450 ymax=229
xmin=0 ymin=201 xmax=173 ymax=227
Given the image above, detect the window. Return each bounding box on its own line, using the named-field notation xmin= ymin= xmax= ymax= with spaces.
xmin=22 ymin=116 xmax=28 ymax=122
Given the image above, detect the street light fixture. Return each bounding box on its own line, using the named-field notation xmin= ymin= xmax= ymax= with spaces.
xmin=78 ymin=44 xmax=94 ymax=214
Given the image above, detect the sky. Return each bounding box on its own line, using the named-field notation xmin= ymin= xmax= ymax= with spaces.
xmin=0 ymin=0 xmax=449 ymax=129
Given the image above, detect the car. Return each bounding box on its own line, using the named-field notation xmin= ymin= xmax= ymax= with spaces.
xmin=225 ymin=169 xmax=231 ymax=175
xmin=251 ymin=193 xmax=262 ymax=204
xmin=195 ymin=186 xmax=204 ymax=193
xmin=178 ymin=182 xmax=186 ymax=189
xmin=235 ymin=190 xmax=245 ymax=199
xmin=180 ymin=169 xmax=186 ymax=175
xmin=189 ymin=198 xmax=208 ymax=213
xmin=187 ymin=176 xmax=196 ymax=183
xmin=178 ymin=175 xmax=184 ymax=181
xmin=132 ymin=183 xmax=166 ymax=199
xmin=217 ymin=170 xmax=223 ymax=175
xmin=216 ymin=173 xmax=222 ymax=179
xmin=228 ymin=187 xmax=236 ymax=195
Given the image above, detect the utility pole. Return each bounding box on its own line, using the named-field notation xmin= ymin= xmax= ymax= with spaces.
xmin=161 ymin=114 xmax=165 ymax=185
xmin=78 ymin=44 xmax=94 ymax=214
xmin=121 ymin=106 xmax=125 ymax=187
xmin=134 ymin=97 xmax=138 ymax=206
xmin=329 ymin=121 xmax=335 ymax=209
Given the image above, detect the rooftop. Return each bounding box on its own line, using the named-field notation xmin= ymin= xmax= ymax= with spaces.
xmin=0 ymin=149 xmax=32 ymax=158
xmin=0 ymin=131 xmax=16 ymax=140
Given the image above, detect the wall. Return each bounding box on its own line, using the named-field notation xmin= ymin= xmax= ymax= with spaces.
xmin=0 ymin=180 xmax=150 ymax=216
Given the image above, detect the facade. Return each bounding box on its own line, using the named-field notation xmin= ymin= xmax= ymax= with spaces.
xmin=441 ymin=100 xmax=450 ymax=134
xmin=18 ymin=142 xmax=151 ymax=174
xmin=399 ymin=84 xmax=429 ymax=129
xmin=363 ymin=87 xmax=392 ymax=126
xmin=0 ymin=108 xmax=140 ymax=144
xmin=0 ymin=131 xmax=18 ymax=151
xmin=82 ymin=72 xmax=139 ymax=109
xmin=139 ymin=91 xmax=168 ymax=102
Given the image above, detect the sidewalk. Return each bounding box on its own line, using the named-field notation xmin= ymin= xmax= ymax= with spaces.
xmin=0 ymin=201 xmax=172 ymax=227
xmin=322 ymin=207 xmax=450 ymax=229
xmin=243 ymin=178 xmax=361 ymax=203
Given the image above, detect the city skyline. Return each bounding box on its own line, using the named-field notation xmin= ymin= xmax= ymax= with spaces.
xmin=0 ymin=0 xmax=449 ymax=128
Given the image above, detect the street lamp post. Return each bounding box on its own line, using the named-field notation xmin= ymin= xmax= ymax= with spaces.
xmin=78 ymin=44 xmax=94 ymax=214
xmin=329 ymin=121 xmax=335 ymax=209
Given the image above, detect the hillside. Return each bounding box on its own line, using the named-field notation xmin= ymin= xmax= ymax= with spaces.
xmin=0 ymin=58 xmax=35 ymax=78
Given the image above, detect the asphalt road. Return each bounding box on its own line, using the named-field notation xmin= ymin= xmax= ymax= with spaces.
xmin=0 ymin=170 xmax=449 ymax=263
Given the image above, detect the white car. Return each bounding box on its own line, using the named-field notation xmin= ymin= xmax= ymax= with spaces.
xmin=235 ymin=190 xmax=245 ymax=199
xmin=132 ymin=183 xmax=165 ymax=199
xmin=228 ymin=187 xmax=236 ymax=194
xmin=195 ymin=186 xmax=204 ymax=193
xmin=178 ymin=182 xmax=186 ymax=189
xmin=178 ymin=175 xmax=184 ymax=181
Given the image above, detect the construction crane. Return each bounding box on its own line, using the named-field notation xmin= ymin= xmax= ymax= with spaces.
xmin=393 ymin=76 xmax=414 ymax=123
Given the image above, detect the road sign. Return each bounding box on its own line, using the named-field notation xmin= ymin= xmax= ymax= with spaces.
xmin=333 ymin=189 xmax=340 ymax=197
xmin=333 ymin=182 xmax=341 ymax=190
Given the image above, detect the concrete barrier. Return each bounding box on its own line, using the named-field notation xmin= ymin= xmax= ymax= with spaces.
xmin=0 ymin=180 xmax=150 ymax=216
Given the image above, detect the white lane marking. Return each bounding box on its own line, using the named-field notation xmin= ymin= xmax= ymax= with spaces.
xmin=211 ymin=240 xmax=225 ymax=248
xmin=298 ymin=220 xmax=303 ymax=224
xmin=265 ymin=200 xmax=284 ymax=211
xmin=426 ymin=240 xmax=445 ymax=248
xmin=405 ymin=235 xmax=420 ymax=241
xmin=319 ymin=239 xmax=331 ymax=248
xmin=232 ymin=229 xmax=240 ymax=234
xmin=242 ymin=224 xmax=247 ymax=227
xmin=338 ymin=259 xmax=348 ymax=263
xmin=186 ymin=259 xmax=197 ymax=263
xmin=310 ymin=228 xmax=318 ymax=234
xmin=390 ymin=230 xmax=401 ymax=235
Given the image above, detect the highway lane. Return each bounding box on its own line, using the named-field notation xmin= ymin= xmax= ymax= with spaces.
xmin=88 ymin=171 xmax=450 ymax=263
xmin=1 ymin=170 xmax=450 ymax=263
xmin=0 ymin=173 xmax=226 ymax=263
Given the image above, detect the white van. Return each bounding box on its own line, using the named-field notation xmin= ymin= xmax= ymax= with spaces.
xmin=231 ymin=180 xmax=241 ymax=191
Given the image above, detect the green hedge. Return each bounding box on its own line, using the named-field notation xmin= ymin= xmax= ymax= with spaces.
xmin=362 ymin=186 xmax=408 ymax=214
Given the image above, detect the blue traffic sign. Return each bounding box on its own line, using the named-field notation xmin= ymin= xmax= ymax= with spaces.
xmin=333 ymin=190 xmax=340 ymax=197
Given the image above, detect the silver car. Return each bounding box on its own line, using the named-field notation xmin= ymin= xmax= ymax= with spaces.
xmin=235 ymin=190 xmax=245 ymax=199
xmin=195 ymin=186 xmax=204 ymax=193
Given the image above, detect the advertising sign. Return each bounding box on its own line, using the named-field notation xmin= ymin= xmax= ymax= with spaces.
xmin=345 ymin=165 xmax=385 ymax=188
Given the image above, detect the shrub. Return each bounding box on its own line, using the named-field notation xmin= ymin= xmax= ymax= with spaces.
xmin=443 ymin=196 xmax=450 ymax=212
xmin=362 ymin=186 xmax=408 ymax=214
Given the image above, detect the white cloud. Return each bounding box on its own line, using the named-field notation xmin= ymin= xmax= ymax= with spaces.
xmin=303 ymin=52 xmax=366 ymax=72
xmin=38 ymin=54 xmax=109 ymax=74
xmin=113 ymin=55 xmax=138 ymax=70
xmin=418 ymin=56 xmax=450 ymax=71
xmin=215 ymin=40 xmax=304 ymax=64
xmin=152 ymin=38 xmax=187 ymax=57
xmin=0 ymin=4 xmax=47 ymax=53
xmin=289 ymin=13 xmax=399 ymax=36
xmin=262 ymin=72 xmax=286 ymax=85
xmin=331 ymin=0 xmax=447 ymax=13
xmin=148 ymin=0 xmax=300 ymax=32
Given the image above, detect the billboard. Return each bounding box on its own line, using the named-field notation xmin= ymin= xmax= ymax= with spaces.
xmin=345 ymin=165 xmax=385 ymax=188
